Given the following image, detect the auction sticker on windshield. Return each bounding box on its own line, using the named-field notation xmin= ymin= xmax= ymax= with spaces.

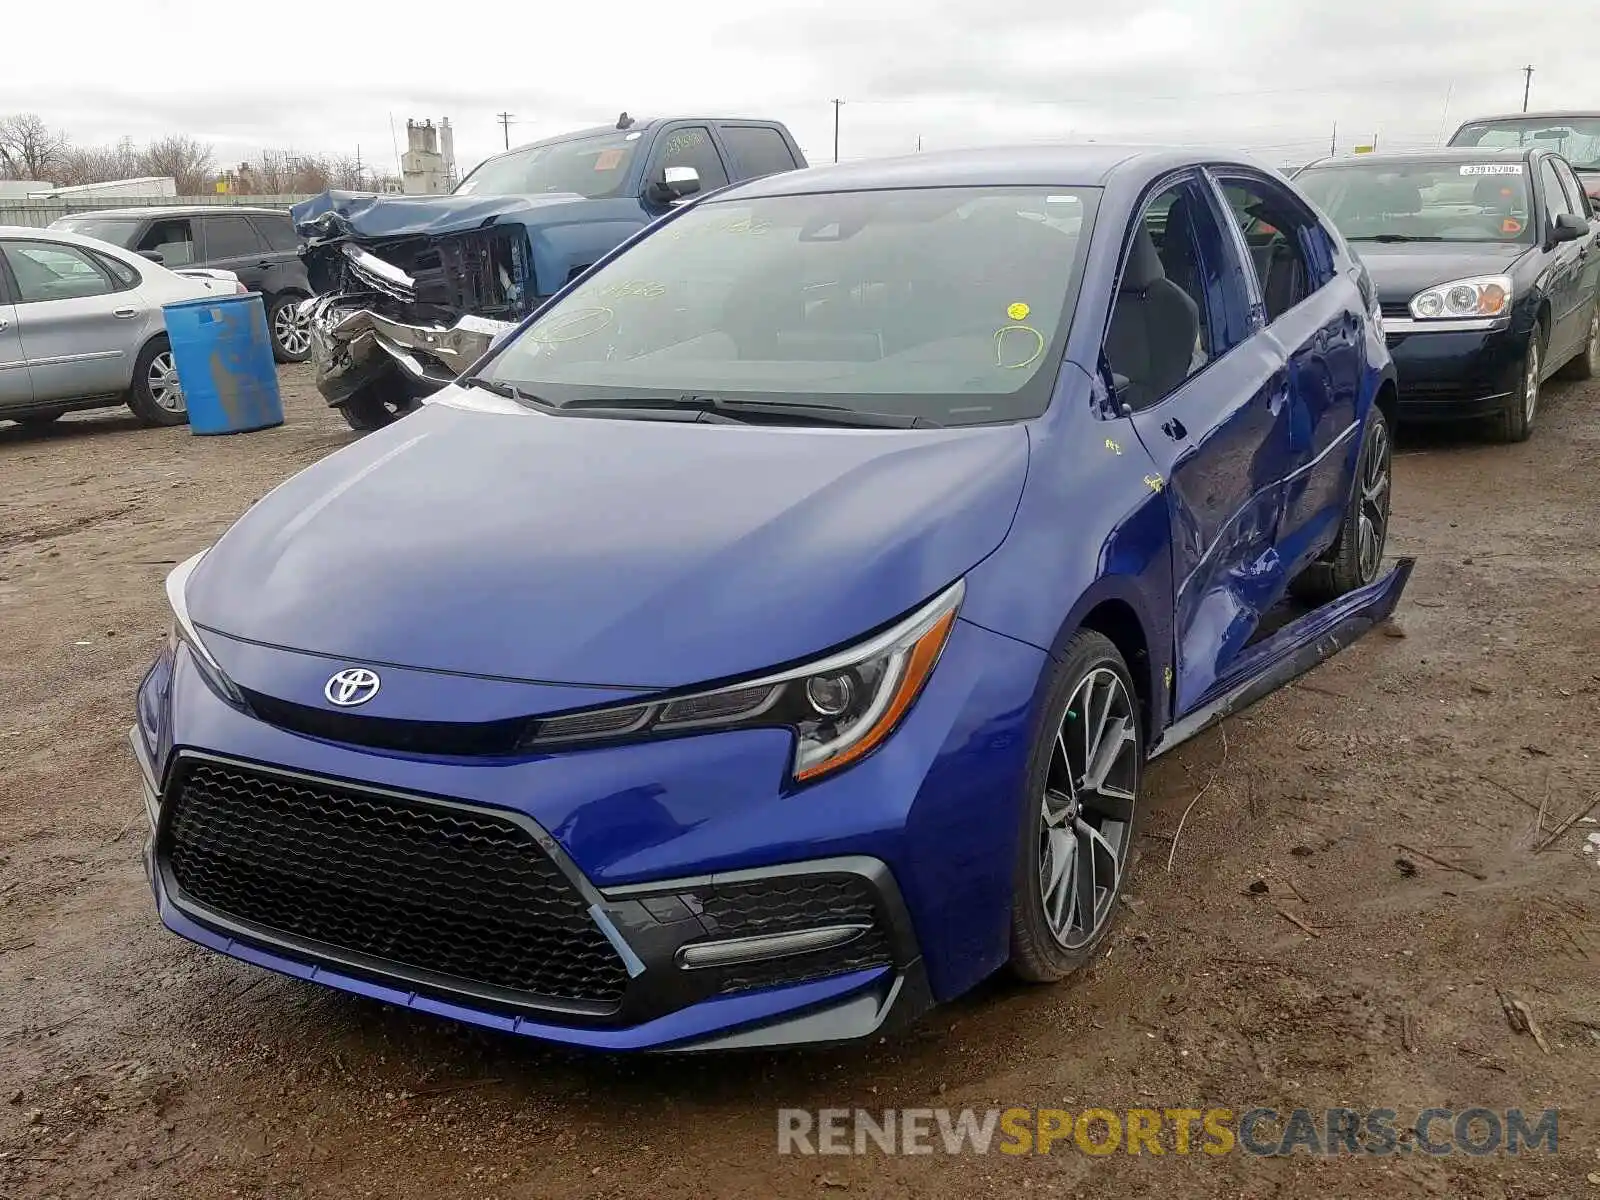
xmin=1460 ymin=164 xmax=1524 ymax=175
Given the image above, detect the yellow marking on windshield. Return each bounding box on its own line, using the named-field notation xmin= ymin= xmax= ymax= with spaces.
xmin=1105 ymin=438 xmax=1122 ymax=455
xmin=528 ymin=306 xmax=615 ymax=344
xmin=1007 ymin=301 xmax=1031 ymax=321
xmin=1145 ymin=474 xmax=1165 ymax=493
xmin=994 ymin=325 xmax=1044 ymax=370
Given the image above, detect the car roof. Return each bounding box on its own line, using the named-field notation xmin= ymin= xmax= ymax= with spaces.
xmin=488 ymin=117 xmax=788 ymax=160
xmin=720 ymin=144 xmax=1276 ymax=200
xmin=52 ymin=206 xmax=289 ymax=220
xmin=1453 ymin=111 xmax=1600 ymax=126
xmin=1298 ymin=147 xmax=1540 ymax=170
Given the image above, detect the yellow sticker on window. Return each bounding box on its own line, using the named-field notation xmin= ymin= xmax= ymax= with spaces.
xmin=1007 ymin=302 xmax=1030 ymax=321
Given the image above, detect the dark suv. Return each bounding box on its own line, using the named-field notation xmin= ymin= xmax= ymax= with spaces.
xmin=48 ymin=206 xmax=313 ymax=362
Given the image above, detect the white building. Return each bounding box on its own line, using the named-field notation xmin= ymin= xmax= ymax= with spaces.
xmin=24 ymin=176 xmax=177 ymax=199
xmin=401 ymin=119 xmax=458 ymax=195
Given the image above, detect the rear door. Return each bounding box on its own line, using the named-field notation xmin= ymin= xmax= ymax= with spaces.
xmin=716 ymin=123 xmax=802 ymax=182
xmin=0 ymin=237 xmax=138 ymax=402
xmin=0 ymin=259 xmax=34 ymax=409
xmin=133 ymin=216 xmax=198 ymax=269
xmin=1551 ymin=156 xmax=1600 ymax=313
xmin=1107 ymin=172 xmax=1294 ymax=715
xmin=1212 ymin=170 xmax=1364 ymax=581
xmin=198 ymin=213 xmax=271 ymax=293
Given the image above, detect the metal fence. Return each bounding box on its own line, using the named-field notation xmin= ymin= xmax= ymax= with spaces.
xmin=0 ymin=193 xmax=315 ymax=229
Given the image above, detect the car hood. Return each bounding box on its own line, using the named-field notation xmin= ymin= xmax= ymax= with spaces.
xmin=1352 ymin=240 xmax=1530 ymax=304
xmin=291 ymin=188 xmax=598 ymax=240
xmin=188 ymin=395 xmax=1030 ymax=691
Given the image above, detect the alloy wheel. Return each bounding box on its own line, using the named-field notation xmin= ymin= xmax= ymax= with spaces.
xmin=1524 ymin=341 xmax=1540 ymax=423
xmin=1038 ymin=667 xmax=1138 ymax=950
xmin=273 ymin=302 xmax=312 ymax=357
xmin=149 ymin=351 xmax=185 ymax=413
xmin=1357 ymin=419 xmax=1391 ymax=584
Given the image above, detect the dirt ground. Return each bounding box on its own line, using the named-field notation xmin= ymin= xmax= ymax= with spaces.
xmin=1 ymin=368 xmax=1596 ymax=1199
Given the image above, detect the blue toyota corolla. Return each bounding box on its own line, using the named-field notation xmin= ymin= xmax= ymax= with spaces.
xmin=134 ymin=147 xmax=1412 ymax=1052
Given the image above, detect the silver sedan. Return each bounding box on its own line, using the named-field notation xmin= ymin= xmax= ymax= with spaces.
xmin=0 ymin=225 xmax=246 ymax=429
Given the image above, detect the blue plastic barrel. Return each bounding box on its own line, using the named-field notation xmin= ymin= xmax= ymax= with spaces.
xmin=161 ymin=293 xmax=284 ymax=435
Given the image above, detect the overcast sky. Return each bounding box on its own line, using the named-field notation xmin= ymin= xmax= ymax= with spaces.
xmin=3 ymin=0 xmax=1588 ymax=179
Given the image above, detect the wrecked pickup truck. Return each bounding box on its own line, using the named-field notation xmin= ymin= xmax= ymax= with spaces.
xmin=291 ymin=115 xmax=808 ymax=430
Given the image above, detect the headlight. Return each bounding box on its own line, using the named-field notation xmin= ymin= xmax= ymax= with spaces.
xmin=519 ymin=580 xmax=965 ymax=784
xmin=165 ymin=549 xmax=245 ymax=707
xmin=1409 ymin=275 xmax=1511 ymax=320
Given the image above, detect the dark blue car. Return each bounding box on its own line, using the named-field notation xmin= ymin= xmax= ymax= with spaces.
xmin=135 ymin=146 xmax=1411 ymax=1052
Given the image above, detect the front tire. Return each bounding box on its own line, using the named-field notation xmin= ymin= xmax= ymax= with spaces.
xmin=126 ymin=337 xmax=188 ymax=428
xmin=1292 ymin=404 xmax=1392 ymax=604
xmin=1486 ymin=328 xmax=1542 ymax=443
xmin=1009 ymin=631 xmax=1144 ymax=983
xmin=337 ymin=381 xmax=417 ymax=431
xmin=267 ymin=293 xmax=312 ymax=363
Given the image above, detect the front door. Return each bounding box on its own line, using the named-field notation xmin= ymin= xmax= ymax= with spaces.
xmin=0 ymin=238 xmax=133 ymax=403
xmin=1536 ymin=155 xmax=1586 ymax=359
xmin=1103 ymin=173 xmax=1292 ymax=716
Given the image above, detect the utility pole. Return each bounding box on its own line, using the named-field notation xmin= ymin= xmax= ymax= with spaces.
xmin=1330 ymin=122 xmax=1337 ymax=157
xmin=916 ymin=135 xmax=922 ymax=152
xmin=354 ymin=145 xmax=363 ymax=190
xmin=497 ymin=111 xmax=515 ymax=150
xmin=1521 ymin=65 xmax=1534 ymax=113
xmin=831 ymin=99 xmax=844 ymax=164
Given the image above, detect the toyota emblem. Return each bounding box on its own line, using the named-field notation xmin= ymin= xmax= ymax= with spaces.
xmin=324 ymin=667 xmax=381 ymax=707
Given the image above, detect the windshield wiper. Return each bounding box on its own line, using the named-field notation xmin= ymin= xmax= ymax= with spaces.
xmin=1347 ymin=234 xmax=1446 ymax=243
xmin=459 ymin=375 xmax=549 ymax=407
xmin=557 ymin=394 xmax=940 ymax=428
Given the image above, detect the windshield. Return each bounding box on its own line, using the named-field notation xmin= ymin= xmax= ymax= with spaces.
xmin=1296 ymin=161 xmax=1535 ymax=244
xmin=52 ymin=217 xmax=142 ymax=248
xmin=1450 ymin=116 xmax=1600 ymax=171
xmin=454 ymin=131 xmax=642 ymax=199
xmin=482 ymin=185 xmax=1100 ymax=426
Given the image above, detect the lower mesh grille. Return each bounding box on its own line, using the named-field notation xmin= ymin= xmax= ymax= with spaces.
xmin=696 ymin=873 xmax=895 ymax=994
xmin=161 ymin=759 xmax=628 ymax=1008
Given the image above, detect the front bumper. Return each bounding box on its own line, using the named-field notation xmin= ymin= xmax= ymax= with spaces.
xmin=304 ymin=293 xmax=516 ymax=406
xmin=1383 ymin=318 xmax=1522 ymax=420
xmin=131 ymin=615 xmax=1045 ymax=1050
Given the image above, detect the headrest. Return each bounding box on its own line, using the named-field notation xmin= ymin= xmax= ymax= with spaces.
xmin=1368 ymin=178 xmax=1422 ymax=214
xmin=1473 ymin=175 xmax=1519 ymax=207
xmin=1121 ymin=227 xmax=1166 ymax=291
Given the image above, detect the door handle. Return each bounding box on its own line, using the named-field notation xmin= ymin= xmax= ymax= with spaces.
xmin=256 ymin=260 xmax=273 ymax=270
xmin=112 ymin=307 xmax=139 ymax=319
xmin=1161 ymin=417 xmax=1188 ymax=440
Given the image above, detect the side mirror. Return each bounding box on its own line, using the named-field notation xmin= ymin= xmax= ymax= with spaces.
xmin=139 ymin=250 xmax=165 ymax=264
xmin=1550 ymin=212 xmax=1587 ymax=245
xmin=647 ymin=165 xmax=701 ymax=206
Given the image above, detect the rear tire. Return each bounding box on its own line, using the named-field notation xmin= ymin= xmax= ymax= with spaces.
xmin=1008 ymin=630 xmax=1144 ymax=983
xmin=126 ymin=337 xmax=188 ymax=428
xmin=1291 ymin=404 xmax=1392 ymax=604
xmin=1557 ymin=302 xmax=1598 ymax=382
xmin=338 ymin=382 xmax=415 ymax=431
xmin=267 ymin=292 xmax=312 ymax=363
xmin=1485 ymin=328 xmax=1542 ymax=444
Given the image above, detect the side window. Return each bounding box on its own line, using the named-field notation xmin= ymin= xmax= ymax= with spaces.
xmin=1218 ymin=177 xmax=1328 ymax=322
xmin=202 ymin=215 xmax=265 ymax=260
xmin=1537 ymin=158 xmax=1572 ymax=229
xmin=718 ymin=126 xmax=798 ymax=180
xmin=1104 ymin=179 xmax=1240 ymax=412
xmin=649 ymin=126 xmax=729 ymax=193
xmin=1555 ymin=160 xmax=1593 ymax=219
xmin=90 ymin=250 xmax=139 ymax=289
xmin=251 ymin=213 xmax=300 ymax=252
xmin=3 ymin=240 xmax=114 ymax=303
xmin=136 ymin=218 xmax=196 ymax=267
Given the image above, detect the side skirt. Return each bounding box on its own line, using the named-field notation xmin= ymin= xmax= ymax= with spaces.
xmin=1150 ymin=557 xmax=1415 ymax=760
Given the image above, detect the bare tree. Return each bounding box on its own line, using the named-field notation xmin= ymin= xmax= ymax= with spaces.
xmin=55 ymin=136 xmax=141 ymax=187
xmin=138 ymin=134 xmax=215 ymax=194
xmin=0 ymin=112 xmax=68 ymax=180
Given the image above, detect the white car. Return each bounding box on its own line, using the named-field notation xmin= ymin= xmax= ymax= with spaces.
xmin=0 ymin=225 xmax=246 ymax=429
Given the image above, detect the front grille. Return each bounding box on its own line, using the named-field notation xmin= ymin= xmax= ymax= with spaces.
xmin=696 ymin=873 xmax=895 ymax=994
xmin=1380 ymin=301 xmax=1411 ymax=320
xmin=161 ymin=759 xmax=628 ymax=1009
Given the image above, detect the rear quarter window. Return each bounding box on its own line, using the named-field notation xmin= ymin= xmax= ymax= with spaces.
xmin=718 ymin=126 xmax=799 ymax=179
xmin=251 ymin=213 xmax=300 ymax=252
